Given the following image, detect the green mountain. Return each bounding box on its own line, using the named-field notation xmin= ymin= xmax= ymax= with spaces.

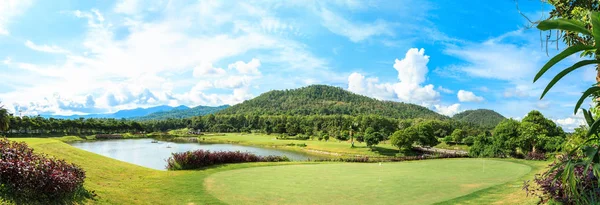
xmin=217 ymin=84 xmax=447 ymax=119
xmin=134 ymin=105 xmax=229 ymax=120
xmin=452 ymin=109 xmax=506 ymax=129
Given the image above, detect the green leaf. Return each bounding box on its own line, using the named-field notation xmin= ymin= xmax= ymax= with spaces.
xmin=592 ymin=12 xmax=600 ymax=48
xmin=583 ymin=109 xmax=595 ymax=126
xmin=574 ymin=86 xmax=600 ymax=115
xmin=540 ymin=60 xmax=600 ymax=99
xmin=587 ymin=118 xmax=600 ymax=138
xmin=583 ymin=146 xmax=598 ymax=159
xmin=535 ymin=44 xmax=594 ymax=82
xmin=537 ymin=18 xmax=592 ymax=36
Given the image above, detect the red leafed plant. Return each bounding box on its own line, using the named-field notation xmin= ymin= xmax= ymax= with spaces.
xmin=167 ymin=149 xmax=290 ymax=170
xmin=0 ymin=138 xmax=94 ymax=204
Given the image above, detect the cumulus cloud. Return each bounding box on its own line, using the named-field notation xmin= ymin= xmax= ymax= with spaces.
xmin=457 ymin=90 xmax=484 ymax=103
xmin=228 ymin=58 xmax=261 ymax=75
xmin=437 ymin=86 xmax=454 ymax=94
xmin=434 ymin=103 xmax=461 ymax=116
xmin=193 ymin=62 xmax=227 ymax=77
xmin=553 ymin=117 xmax=586 ymax=132
xmin=214 ymin=76 xmax=255 ymax=89
xmin=347 ymin=48 xmax=439 ymax=105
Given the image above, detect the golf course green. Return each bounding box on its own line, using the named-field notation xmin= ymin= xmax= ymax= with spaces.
xmin=11 ymin=138 xmax=547 ymax=204
xmin=205 ymin=160 xmax=530 ymax=205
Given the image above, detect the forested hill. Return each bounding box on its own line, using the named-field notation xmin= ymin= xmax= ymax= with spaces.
xmin=217 ymin=85 xmax=447 ymax=119
xmin=133 ymin=105 xmax=229 ymax=121
xmin=452 ymin=109 xmax=506 ymax=129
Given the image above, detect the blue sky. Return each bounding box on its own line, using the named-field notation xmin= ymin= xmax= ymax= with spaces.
xmin=0 ymin=0 xmax=592 ymax=131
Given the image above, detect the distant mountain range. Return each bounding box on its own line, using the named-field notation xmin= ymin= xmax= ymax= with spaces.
xmin=45 ymin=105 xmax=227 ymax=120
xmin=133 ymin=105 xmax=230 ymax=120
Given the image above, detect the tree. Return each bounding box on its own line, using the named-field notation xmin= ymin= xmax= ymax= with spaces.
xmin=390 ymin=128 xmax=418 ymax=151
xmin=450 ymin=129 xmax=467 ymax=143
xmin=364 ymin=132 xmax=383 ymax=149
xmin=414 ymin=122 xmax=439 ymax=147
xmin=491 ymin=118 xmax=521 ymax=157
xmin=518 ymin=110 xmax=565 ymax=154
xmin=0 ymin=104 xmax=9 ymax=133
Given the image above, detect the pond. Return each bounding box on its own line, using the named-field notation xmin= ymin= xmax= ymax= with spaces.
xmin=70 ymin=138 xmax=316 ymax=170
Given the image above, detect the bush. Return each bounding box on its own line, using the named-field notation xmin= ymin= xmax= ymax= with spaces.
xmin=0 ymin=138 xmax=93 ymax=204
xmin=286 ymin=143 xmax=307 ymax=147
xmin=524 ymin=155 xmax=599 ymax=204
xmin=312 ymin=153 xmax=467 ymax=163
xmin=95 ymin=134 xmax=123 ymax=139
xmin=462 ymin=136 xmax=475 ymax=145
xmin=167 ymin=150 xmax=290 ymax=170
xmin=525 ymin=151 xmax=547 ymax=160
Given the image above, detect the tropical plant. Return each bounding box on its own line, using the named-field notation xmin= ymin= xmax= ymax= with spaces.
xmin=533 ymin=10 xmax=600 ymax=203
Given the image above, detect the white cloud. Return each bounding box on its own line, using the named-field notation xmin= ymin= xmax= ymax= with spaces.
xmin=437 ymin=86 xmax=454 ymax=94
xmin=228 ymin=58 xmax=261 ymax=75
xmin=25 ymin=40 xmax=70 ymax=54
xmin=0 ymin=0 xmax=32 ymax=35
xmin=434 ymin=103 xmax=461 ymax=117
xmin=114 ymin=0 xmax=140 ymax=15
xmin=214 ymin=76 xmax=255 ymax=89
xmin=457 ymin=90 xmax=484 ymax=103
xmin=553 ymin=117 xmax=586 ymax=132
xmin=193 ymin=62 xmax=227 ymax=77
xmin=2 ymin=57 xmax=11 ymax=65
xmin=319 ymin=7 xmax=393 ymax=42
xmin=348 ymin=48 xmax=439 ymax=105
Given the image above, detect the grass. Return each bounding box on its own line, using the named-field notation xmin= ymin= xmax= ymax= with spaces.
xmin=205 ymin=159 xmax=532 ymax=205
xmin=435 ymin=142 xmax=470 ymax=152
xmin=199 ymin=133 xmax=401 ymax=157
xmin=6 ymin=137 xmax=549 ymax=204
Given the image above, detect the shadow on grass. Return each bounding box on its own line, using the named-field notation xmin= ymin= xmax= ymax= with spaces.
xmin=371 ymin=146 xmax=399 ymax=157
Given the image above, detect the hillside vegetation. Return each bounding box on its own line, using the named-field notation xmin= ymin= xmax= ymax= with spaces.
xmin=218 ymin=85 xmax=447 ymax=120
xmin=134 ymin=105 xmax=229 ymax=120
xmin=452 ymin=109 xmax=506 ymax=129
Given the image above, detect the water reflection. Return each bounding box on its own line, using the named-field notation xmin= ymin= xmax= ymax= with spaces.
xmin=70 ymin=138 xmax=314 ymax=170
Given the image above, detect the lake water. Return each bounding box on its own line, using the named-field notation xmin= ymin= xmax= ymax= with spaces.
xmin=70 ymin=138 xmax=315 ymax=170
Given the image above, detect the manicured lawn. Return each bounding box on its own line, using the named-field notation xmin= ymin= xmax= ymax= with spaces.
xmin=199 ymin=133 xmax=401 ymax=157
xmin=205 ymin=159 xmax=532 ymax=205
xmin=8 ymin=138 xmax=548 ymax=204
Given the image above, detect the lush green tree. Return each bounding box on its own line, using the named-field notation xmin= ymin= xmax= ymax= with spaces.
xmin=450 ymin=129 xmax=467 ymax=143
xmin=390 ymin=128 xmax=418 ymax=151
xmin=564 ymin=125 xmax=590 ymax=151
xmin=491 ymin=119 xmax=521 ymax=157
xmin=0 ymin=104 xmax=9 ymax=133
xmin=364 ymin=132 xmax=383 ymax=149
xmin=518 ymin=111 xmax=565 ymax=153
xmin=414 ymin=122 xmax=439 ymax=147
xmin=468 ymin=134 xmax=497 ymax=158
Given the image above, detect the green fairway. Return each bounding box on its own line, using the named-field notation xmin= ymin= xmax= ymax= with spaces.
xmin=7 ymin=138 xmax=547 ymax=204
xmin=205 ymin=159 xmax=531 ymax=205
xmin=200 ymin=133 xmax=401 ymax=157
